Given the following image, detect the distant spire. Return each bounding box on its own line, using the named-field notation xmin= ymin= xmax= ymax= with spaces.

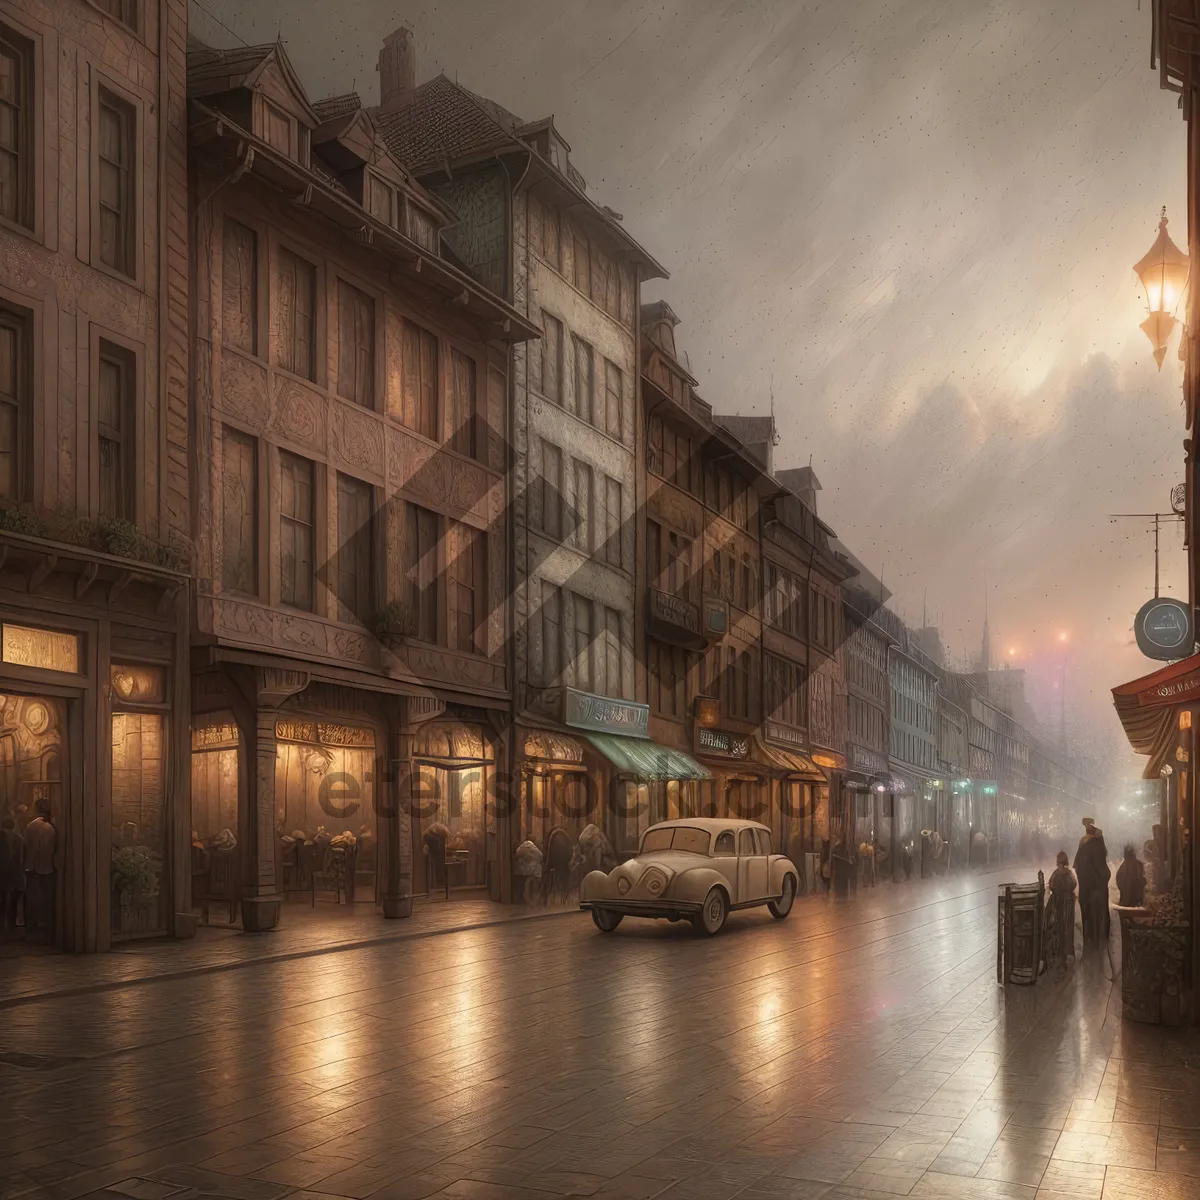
xmin=982 ymin=577 xmax=991 ymax=674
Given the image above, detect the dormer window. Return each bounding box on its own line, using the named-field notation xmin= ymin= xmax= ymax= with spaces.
xmin=262 ymin=101 xmax=292 ymax=154
xmin=403 ymin=199 xmax=437 ymax=252
xmin=365 ymin=172 xmax=396 ymax=227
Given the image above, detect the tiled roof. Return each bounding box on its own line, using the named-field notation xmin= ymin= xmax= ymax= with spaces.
xmin=186 ymin=40 xmax=274 ymax=93
xmin=313 ymin=93 xmax=363 ymax=122
xmin=375 ymin=74 xmax=523 ymax=175
xmin=715 ymin=414 xmax=776 ymax=446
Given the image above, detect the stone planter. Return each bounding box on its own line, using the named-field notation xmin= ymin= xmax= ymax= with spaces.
xmin=1118 ymin=909 xmax=1189 ymax=1025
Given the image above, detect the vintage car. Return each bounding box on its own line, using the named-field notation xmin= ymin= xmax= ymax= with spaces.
xmin=580 ymin=818 xmax=799 ymax=935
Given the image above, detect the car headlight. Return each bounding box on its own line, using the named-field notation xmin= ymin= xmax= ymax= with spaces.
xmin=641 ymin=867 xmax=667 ymax=895
xmin=617 ymin=875 xmax=631 ymax=894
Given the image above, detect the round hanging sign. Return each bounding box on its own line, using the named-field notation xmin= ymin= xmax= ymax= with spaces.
xmin=1134 ymin=597 xmax=1194 ymax=661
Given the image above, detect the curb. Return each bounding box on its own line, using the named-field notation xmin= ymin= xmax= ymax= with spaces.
xmin=0 ymin=905 xmax=582 ymax=1011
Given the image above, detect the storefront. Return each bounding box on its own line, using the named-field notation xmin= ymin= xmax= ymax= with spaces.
xmin=0 ymin=537 xmax=189 ymax=953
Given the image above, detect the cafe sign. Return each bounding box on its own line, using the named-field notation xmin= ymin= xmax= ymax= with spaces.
xmin=696 ymin=726 xmax=751 ymax=759
xmin=1135 ymin=597 xmax=1193 ymax=662
xmin=563 ymin=688 xmax=650 ymax=738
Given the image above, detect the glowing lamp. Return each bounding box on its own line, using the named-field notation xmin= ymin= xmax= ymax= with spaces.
xmin=1134 ymin=208 xmax=1190 ymax=369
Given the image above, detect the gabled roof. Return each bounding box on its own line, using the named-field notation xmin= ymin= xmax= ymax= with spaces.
xmin=312 ymin=92 xmax=362 ymax=123
xmin=186 ymin=38 xmax=318 ymax=125
xmin=715 ymin=414 xmax=776 ymax=448
xmin=375 ymin=74 xmax=516 ymax=175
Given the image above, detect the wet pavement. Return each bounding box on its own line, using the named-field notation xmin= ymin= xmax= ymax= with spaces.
xmin=2 ymin=868 xmax=1199 ymax=1200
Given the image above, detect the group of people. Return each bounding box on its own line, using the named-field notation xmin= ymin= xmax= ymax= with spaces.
xmin=0 ymin=798 xmax=57 ymax=941
xmin=1041 ymin=816 xmax=1149 ymax=969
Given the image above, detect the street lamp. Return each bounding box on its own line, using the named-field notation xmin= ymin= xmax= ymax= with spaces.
xmin=1134 ymin=207 xmax=1190 ymax=369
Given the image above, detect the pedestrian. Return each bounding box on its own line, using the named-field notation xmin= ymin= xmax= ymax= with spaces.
xmin=1116 ymin=844 xmax=1147 ymax=908
xmin=0 ymin=815 xmax=25 ymax=935
xmin=1072 ymin=818 xmax=1110 ymax=949
xmin=23 ymin=797 xmax=57 ymax=942
xmin=1042 ymin=850 xmax=1077 ymax=969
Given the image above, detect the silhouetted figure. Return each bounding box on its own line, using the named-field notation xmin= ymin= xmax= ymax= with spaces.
xmin=1145 ymin=824 xmax=1166 ymax=892
xmin=1042 ymin=850 xmax=1076 ymax=969
xmin=1116 ymin=844 xmax=1147 ymax=908
xmin=23 ymin=799 xmax=56 ymax=942
xmin=1073 ymin=818 xmax=1110 ymax=949
xmin=0 ymin=816 xmax=25 ymax=934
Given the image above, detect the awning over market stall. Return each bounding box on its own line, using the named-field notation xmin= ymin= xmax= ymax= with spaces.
xmin=584 ymin=733 xmax=711 ymax=781
xmin=755 ymin=740 xmax=827 ymax=780
xmin=1112 ymin=652 xmax=1200 ymax=779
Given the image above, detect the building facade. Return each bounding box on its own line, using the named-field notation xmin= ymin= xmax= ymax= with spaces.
xmin=186 ymin=39 xmax=536 ymax=929
xmin=0 ymin=0 xmax=191 ymax=951
xmin=375 ymin=30 xmax=668 ymax=879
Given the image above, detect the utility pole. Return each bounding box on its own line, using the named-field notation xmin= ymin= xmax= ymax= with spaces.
xmin=1108 ymin=512 xmax=1184 ymax=597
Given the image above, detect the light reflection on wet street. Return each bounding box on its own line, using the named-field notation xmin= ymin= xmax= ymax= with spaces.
xmin=3 ymin=870 xmax=1199 ymax=1200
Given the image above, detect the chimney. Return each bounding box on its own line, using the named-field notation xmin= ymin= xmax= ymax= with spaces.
xmin=378 ymin=26 xmax=416 ymax=112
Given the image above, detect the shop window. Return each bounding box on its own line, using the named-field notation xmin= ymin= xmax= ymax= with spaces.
xmin=190 ymin=718 xmax=240 ymax=911
xmin=412 ymin=746 xmax=491 ymax=893
xmin=1 ymin=623 xmax=80 ymax=673
xmin=111 ymin=709 xmax=166 ymax=938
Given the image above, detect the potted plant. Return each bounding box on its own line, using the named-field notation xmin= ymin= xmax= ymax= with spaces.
xmin=111 ymin=845 xmax=160 ymax=933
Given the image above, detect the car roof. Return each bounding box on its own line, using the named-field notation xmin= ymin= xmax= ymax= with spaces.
xmin=645 ymin=818 xmax=770 ymax=833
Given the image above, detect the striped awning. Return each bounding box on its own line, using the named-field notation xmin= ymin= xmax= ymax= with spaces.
xmin=1112 ymin=653 xmax=1200 ymax=779
xmin=584 ymin=733 xmax=711 ymax=781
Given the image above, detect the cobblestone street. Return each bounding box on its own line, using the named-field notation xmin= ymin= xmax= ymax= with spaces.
xmin=3 ymin=872 xmax=1198 ymax=1200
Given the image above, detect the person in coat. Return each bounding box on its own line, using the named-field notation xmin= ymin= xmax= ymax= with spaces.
xmin=1116 ymin=844 xmax=1147 ymax=908
xmin=1073 ymin=818 xmax=1110 ymax=949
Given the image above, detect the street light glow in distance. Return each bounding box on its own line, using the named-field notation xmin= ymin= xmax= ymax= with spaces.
xmin=1134 ymin=208 xmax=1190 ymax=369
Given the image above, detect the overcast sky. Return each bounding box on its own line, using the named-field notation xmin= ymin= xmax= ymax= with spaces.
xmin=196 ymin=0 xmax=1188 ymax=778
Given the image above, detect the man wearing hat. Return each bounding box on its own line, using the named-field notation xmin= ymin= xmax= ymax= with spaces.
xmin=1073 ymin=817 xmax=1110 ymax=949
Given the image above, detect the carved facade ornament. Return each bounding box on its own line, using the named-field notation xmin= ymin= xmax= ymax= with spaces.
xmin=256 ymin=666 xmax=310 ymax=707
xmin=270 ymin=378 xmax=325 ymax=450
xmin=387 ymin=424 xmax=494 ymax=526
xmin=334 ymin=404 xmax=385 ymax=477
xmin=218 ymin=352 xmax=270 ymax=427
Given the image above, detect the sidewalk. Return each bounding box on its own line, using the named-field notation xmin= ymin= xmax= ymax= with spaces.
xmin=0 ymin=895 xmax=578 ymax=1008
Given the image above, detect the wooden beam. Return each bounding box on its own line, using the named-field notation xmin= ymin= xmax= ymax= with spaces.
xmin=74 ymin=561 xmax=99 ymax=601
xmin=107 ymin=569 xmax=134 ymax=606
xmin=156 ymin=583 xmax=180 ymax=616
xmin=28 ymin=554 xmax=57 ymax=594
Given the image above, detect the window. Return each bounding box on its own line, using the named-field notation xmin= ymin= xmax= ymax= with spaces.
xmin=448 ymin=348 xmax=475 ymax=457
xmin=274 ymin=248 xmax=316 ymax=380
xmin=221 ymin=427 xmax=257 ymax=595
xmin=0 ymin=24 xmax=34 ymax=229
xmin=0 ymin=306 xmax=29 ymax=502
xmin=366 ymin=173 xmax=394 ymax=226
xmin=279 ymin=451 xmax=314 ymax=610
xmin=336 ymin=474 xmax=373 ymax=624
xmin=573 ymin=336 xmax=594 ymax=425
xmin=603 ymin=475 xmax=622 ymax=567
xmin=263 ymin=102 xmax=292 ymax=156
xmin=572 ymin=229 xmax=590 ymax=295
xmin=573 ymin=594 xmax=594 ymax=692
xmin=602 ymin=608 xmax=622 ymax=699
xmin=97 ymin=340 xmax=134 ymax=520
xmin=713 ymin=830 xmax=735 ymax=857
xmin=603 ymin=359 xmax=622 ymax=441
xmin=449 ymin=521 xmax=483 ymax=653
xmin=738 ymin=829 xmax=755 ymax=856
xmin=541 ymin=312 xmax=563 ymax=404
xmin=765 ymin=654 xmax=805 ymax=728
xmin=604 ymin=256 xmax=620 ymax=318
xmin=591 ymin=248 xmax=608 ymax=309
xmin=400 ymin=318 xmax=437 ymax=439
xmin=741 ymin=556 xmax=752 ymax=612
xmin=405 ymin=502 xmax=439 ymax=642
xmin=732 ymin=476 xmax=747 ymax=529
xmin=405 ymin=202 xmax=437 ymax=251
xmin=739 ymin=649 xmax=751 ymax=719
xmin=572 ymin=459 xmax=593 ymax=551
xmin=541 ymin=202 xmax=561 ymax=269
xmin=540 ymin=580 xmax=562 ymax=685
xmin=648 ymin=416 xmax=663 ymax=476
xmin=97 ymin=89 xmax=135 ymax=276
xmin=335 ymin=280 xmax=375 ymax=407
xmin=222 ymin=219 xmax=257 ymax=353
xmin=540 ymin=439 xmax=563 ymax=540
xmin=647 ymin=520 xmax=661 ymax=589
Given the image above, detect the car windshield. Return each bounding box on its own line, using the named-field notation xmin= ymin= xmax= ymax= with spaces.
xmin=640 ymin=826 xmax=711 ymax=855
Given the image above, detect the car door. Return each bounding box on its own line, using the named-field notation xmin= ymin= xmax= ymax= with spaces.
xmin=737 ymin=828 xmax=769 ymax=902
xmin=711 ymin=828 xmax=739 ymax=901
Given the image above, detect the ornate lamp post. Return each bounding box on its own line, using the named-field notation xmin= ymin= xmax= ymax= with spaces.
xmin=1134 ymin=207 xmax=1190 ymax=369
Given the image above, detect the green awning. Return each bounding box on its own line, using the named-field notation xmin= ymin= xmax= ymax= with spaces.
xmin=585 ymin=733 xmax=712 ymax=781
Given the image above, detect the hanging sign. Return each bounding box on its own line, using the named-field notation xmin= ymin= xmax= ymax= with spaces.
xmin=1134 ymin=597 xmax=1193 ymax=661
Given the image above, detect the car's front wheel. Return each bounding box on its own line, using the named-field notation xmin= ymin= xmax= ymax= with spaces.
xmin=693 ymin=887 xmax=728 ymax=936
xmin=591 ymin=908 xmax=623 ymax=933
xmin=769 ymin=873 xmax=796 ymax=919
